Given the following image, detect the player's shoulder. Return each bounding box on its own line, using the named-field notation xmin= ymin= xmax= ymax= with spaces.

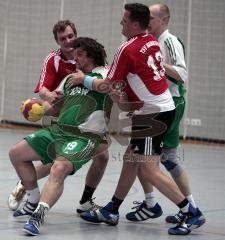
xmin=163 ymin=30 xmax=181 ymax=44
xmin=43 ymin=49 xmax=61 ymax=61
xmin=92 ymin=66 xmax=109 ymax=79
xmin=117 ymin=36 xmax=139 ymax=54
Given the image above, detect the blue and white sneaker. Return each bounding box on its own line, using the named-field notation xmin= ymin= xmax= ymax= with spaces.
xmin=168 ymin=205 xmax=206 ymax=235
xmin=80 ymin=202 xmax=119 ymax=226
xmin=76 ymin=198 xmax=102 ymax=214
xmin=13 ymin=200 xmax=38 ymax=219
xmin=23 ymin=204 xmax=47 ymax=236
xmin=165 ymin=210 xmax=182 ymax=224
xmin=126 ymin=201 xmax=163 ymax=221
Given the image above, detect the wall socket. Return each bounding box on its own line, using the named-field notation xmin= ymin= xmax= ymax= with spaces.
xmin=184 ymin=118 xmax=202 ymax=126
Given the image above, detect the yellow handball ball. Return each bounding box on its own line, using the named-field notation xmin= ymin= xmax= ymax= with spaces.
xmin=21 ymin=98 xmax=44 ymax=122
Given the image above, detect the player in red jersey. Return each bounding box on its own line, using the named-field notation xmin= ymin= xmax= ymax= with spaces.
xmin=126 ymin=3 xmax=205 ymax=226
xmin=35 ymin=20 xmax=77 ymax=107
xmin=69 ymin=3 xmax=205 ymax=235
xmin=8 ymin=20 xmax=109 ymax=216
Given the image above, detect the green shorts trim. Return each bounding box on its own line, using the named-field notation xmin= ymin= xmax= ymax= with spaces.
xmin=25 ymin=125 xmax=101 ymax=173
xmin=163 ymin=97 xmax=185 ymax=148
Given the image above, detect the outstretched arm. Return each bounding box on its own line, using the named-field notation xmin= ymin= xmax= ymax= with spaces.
xmin=66 ymin=69 xmax=111 ymax=93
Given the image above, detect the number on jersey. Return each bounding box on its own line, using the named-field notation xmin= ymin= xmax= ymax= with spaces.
xmin=147 ymin=51 xmax=165 ymax=81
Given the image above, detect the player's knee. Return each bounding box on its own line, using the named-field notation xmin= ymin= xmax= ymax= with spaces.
xmin=93 ymin=151 xmax=109 ymax=167
xmin=9 ymin=145 xmax=19 ymax=164
xmin=139 ymin=163 xmax=156 ymax=183
xmin=160 ymin=148 xmax=184 ymax=178
xmin=169 ymin=165 xmax=184 ymax=178
xmin=160 ymin=158 xmax=177 ymax=171
xmin=50 ymin=161 xmax=71 ymax=181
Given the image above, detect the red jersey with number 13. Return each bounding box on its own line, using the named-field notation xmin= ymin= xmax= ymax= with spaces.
xmin=108 ymin=33 xmax=169 ymax=103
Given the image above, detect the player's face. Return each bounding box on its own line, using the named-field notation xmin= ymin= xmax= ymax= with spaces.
xmin=74 ymin=48 xmax=93 ymax=73
xmin=120 ymin=10 xmax=135 ymax=38
xmin=148 ymin=7 xmax=163 ymax=38
xmin=56 ymin=26 xmax=77 ymax=53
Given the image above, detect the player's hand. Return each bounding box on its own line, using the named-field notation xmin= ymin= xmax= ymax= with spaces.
xmin=66 ymin=69 xmax=85 ymax=88
xmin=50 ymin=90 xmax=64 ymax=105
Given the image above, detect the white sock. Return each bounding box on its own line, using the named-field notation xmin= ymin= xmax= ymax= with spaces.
xmin=145 ymin=192 xmax=155 ymax=208
xmin=186 ymin=194 xmax=197 ymax=208
xmin=26 ymin=187 xmax=40 ymax=204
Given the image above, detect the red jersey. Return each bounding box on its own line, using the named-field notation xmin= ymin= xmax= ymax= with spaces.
xmin=34 ymin=49 xmax=76 ymax=93
xmin=108 ymin=34 xmax=174 ymax=113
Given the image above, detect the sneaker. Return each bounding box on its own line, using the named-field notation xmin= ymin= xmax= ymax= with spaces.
xmin=76 ymin=198 xmax=102 ymax=214
xmin=168 ymin=205 xmax=206 ymax=235
xmin=80 ymin=202 xmax=119 ymax=226
xmin=126 ymin=201 xmax=163 ymax=221
xmin=13 ymin=200 xmax=38 ymax=219
xmin=8 ymin=180 xmax=26 ymax=211
xmin=165 ymin=210 xmax=182 ymax=224
xmin=23 ymin=204 xmax=47 ymax=236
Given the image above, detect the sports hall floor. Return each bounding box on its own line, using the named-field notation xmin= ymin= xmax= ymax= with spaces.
xmin=0 ymin=127 xmax=225 ymax=240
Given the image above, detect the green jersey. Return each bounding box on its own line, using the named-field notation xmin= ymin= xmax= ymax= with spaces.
xmin=56 ymin=66 xmax=112 ymax=137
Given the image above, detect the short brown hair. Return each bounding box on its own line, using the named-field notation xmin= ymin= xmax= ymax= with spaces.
xmin=124 ymin=3 xmax=150 ymax=30
xmin=53 ymin=20 xmax=77 ymax=42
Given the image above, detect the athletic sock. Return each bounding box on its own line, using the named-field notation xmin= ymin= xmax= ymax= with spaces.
xmin=177 ymin=198 xmax=189 ymax=213
xmin=26 ymin=187 xmax=40 ymax=204
xmin=80 ymin=185 xmax=96 ymax=204
xmin=186 ymin=194 xmax=197 ymax=208
xmin=145 ymin=192 xmax=155 ymax=208
xmin=107 ymin=196 xmax=123 ymax=213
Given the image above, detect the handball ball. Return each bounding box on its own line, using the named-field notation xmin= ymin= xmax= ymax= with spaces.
xmin=21 ymin=98 xmax=44 ymax=122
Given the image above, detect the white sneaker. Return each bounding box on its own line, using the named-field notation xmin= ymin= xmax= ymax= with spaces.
xmin=76 ymin=198 xmax=102 ymax=214
xmin=8 ymin=180 xmax=26 ymax=211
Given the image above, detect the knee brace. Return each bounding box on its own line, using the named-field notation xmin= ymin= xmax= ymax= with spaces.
xmin=160 ymin=147 xmax=184 ymax=178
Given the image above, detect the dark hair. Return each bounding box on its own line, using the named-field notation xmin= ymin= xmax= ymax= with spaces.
xmin=124 ymin=3 xmax=150 ymax=30
xmin=53 ymin=20 xmax=77 ymax=42
xmin=72 ymin=37 xmax=107 ymax=67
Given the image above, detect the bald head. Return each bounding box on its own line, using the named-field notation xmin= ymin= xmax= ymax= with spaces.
xmin=149 ymin=3 xmax=170 ymax=19
xmin=148 ymin=3 xmax=170 ymax=38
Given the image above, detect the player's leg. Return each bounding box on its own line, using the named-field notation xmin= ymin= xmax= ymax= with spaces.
xmin=23 ymin=157 xmax=73 ymax=236
xmin=80 ymin=111 xmax=205 ymax=235
xmin=126 ymin=172 xmax=162 ymax=221
xmin=11 ymin=129 xmax=54 ymax=218
xmin=161 ymin=97 xmax=199 ymax=223
xmin=9 ymin=140 xmax=42 ymax=218
xmin=23 ymin=134 xmax=101 ymax=236
xmin=8 ymin=163 xmax=51 ymax=211
xmin=80 ymin=144 xmax=137 ymax=226
xmin=77 ymin=143 xmax=109 ymax=213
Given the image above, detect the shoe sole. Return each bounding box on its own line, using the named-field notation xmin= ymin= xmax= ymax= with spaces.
xmin=168 ymin=228 xmax=191 ymax=235
xmin=80 ymin=214 xmax=103 ymax=224
xmin=188 ymin=217 xmax=206 ymax=230
xmin=80 ymin=214 xmax=118 ymax=226
xmin=103 ymin=220 xmax=118 ymax=226
xmin=22 ymin=228 xmax=39 ymax=236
